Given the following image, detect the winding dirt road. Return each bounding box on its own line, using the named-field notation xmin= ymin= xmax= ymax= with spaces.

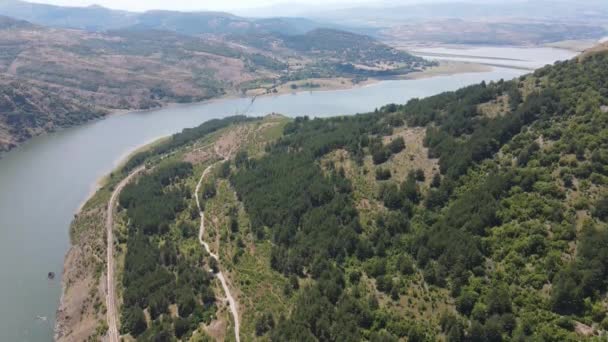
xmin=104 ymin=133 xmax=241 ymax=341
xmin=106 ymin=166 xmax=145 ymax=342
xmin=195 ymin=162 xmax=240 ymax=342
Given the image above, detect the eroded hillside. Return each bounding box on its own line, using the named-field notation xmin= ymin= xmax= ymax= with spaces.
xmin=0 ymin=16 xmax=431 ymax=153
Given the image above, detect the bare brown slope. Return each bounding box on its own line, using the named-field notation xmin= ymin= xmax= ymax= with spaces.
xmin=0 ymin=19 xmax=271 ymax=152
xmin=579 ymin=41 xmax=608 ymax=60
xmin=0 ymin=16 xmax=431 ymax=154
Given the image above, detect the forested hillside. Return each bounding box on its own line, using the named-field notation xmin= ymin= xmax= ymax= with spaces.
xmin=70 ymin=41 xmax=608 ymax=342
xmin=228 ymin=28 xmax=432 ymax=82
xmin=225 ymin=47 xmax=608 ymax=340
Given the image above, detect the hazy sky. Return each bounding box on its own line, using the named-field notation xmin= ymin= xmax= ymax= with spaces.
xmin=29 ymin=0 xmax=387 ymax=12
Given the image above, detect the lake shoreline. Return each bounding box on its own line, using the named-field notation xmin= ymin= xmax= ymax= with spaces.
xmin=70 ymin=60 xmax=494 ymax=216
xmin=0 ymin=60 xmax=491 ymax=159
xmin=74 ymin=135 xmax=171 ymax=214
xmin=55 ymin=135 xmax=167 ymax=341
xmin=55 ymin=164 xmax=125 ymax=341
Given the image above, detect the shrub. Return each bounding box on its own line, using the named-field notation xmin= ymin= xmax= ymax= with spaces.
xmin=388 ymin=137 xmax=406 ymax=154
xmin=376 ymin=168 xmax=392 ymax=180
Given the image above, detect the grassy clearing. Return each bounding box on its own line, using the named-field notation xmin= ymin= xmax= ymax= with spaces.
xmin=243 ymin=115 xmax=290 ymax=158
xmin=193 ymin=117 xmax=295 ymax=340
xmin=122 ymin=115 xmax=291 ymax=340
xmin=478 ymin=94 xmax=510 ymax=118
xmin=319 ymin=128 xmax=453 ymax=335
xmin=381 ymin=126 xmax=439 ymax=185
xmin=205 ymin=178 xmax=293 ymax=340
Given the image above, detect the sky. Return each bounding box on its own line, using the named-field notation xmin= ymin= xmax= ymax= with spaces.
xmin=29 ymin=0 xmax=389 ymax=12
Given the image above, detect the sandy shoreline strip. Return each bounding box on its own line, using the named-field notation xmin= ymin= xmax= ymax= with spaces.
xmin=74 ymin=135 xmax=169 ymax=213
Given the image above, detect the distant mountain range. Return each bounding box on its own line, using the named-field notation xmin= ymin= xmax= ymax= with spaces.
xmin=300 ymin=0 xmax=608 ymax=46
xmin=0 ymin=0 xmax=374 ymax=36
xmin=1 ymin=0 xmax=604 ymax=46
xmin=306 ymin=0 xmax=608 ymax=25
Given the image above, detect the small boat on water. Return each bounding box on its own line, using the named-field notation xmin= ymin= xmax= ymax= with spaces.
xmin=36 ymin=316 xmax=47 ymax=322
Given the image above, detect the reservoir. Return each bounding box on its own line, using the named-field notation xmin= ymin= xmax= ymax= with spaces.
xmin=0 ymin=47 xmax=575 ymax=341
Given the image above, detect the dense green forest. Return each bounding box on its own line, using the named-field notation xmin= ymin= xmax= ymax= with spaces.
xmin=118 ymin=161 xmax=219 ymax=339
xmin=116 ymin=116 xmax=256 ymax=340
xmin=226 ymin=51 xmax=608 ymax=340
xmin=113 ymin=48 xmax=608 ymax=340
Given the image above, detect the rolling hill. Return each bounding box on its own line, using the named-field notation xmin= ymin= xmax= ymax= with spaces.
xmin=0 ymin=15 xmax=429 ymax=153
xmin=63 ymin=42 xmax=608 ymax=341
xmin=0 ymin=16 xmax=264 ymax=151
xmin=229 ymin=28 xmax=429 ymax=71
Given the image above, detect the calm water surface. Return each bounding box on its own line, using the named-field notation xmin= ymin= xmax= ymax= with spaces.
xmin=0 ymin=47 xmax=574 ymax=341
xmin=413 ymin=46 xmax=576 ymax=69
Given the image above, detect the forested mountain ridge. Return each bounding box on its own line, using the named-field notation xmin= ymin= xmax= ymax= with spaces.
xmin=61 ymin=43 xmax=608 ymax=341
xmin=224 ymin=46 xmax=608 ymax=340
